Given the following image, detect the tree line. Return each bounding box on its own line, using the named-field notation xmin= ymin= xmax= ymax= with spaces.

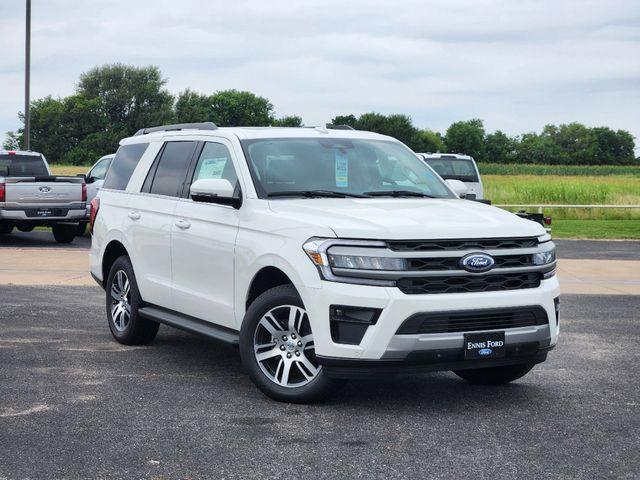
xmin=3 ymin=64 xmax=637 ymax=165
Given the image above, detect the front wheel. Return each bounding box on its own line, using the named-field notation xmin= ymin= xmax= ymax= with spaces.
xmin=240 ymin=284 xmax=343 ymax=403
xmin=453 ymin=363 xmax=535 ymax=385
xmin=52 ymin=224 xmax=76 ymax=243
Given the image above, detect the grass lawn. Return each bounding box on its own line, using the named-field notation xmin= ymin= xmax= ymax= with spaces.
xmin=50 ymin=164 xmax=88 ymax=176
xmin=551 ymin=220 xmax=640 ymax=240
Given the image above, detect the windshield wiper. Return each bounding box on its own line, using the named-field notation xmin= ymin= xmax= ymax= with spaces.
xmin=363 ymin=190 xmax=436 ymax=198
xmin=267 ymin=190 xmax=369 ymax=198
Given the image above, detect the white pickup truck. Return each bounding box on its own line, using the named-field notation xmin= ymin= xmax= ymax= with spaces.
xmin=0 ymin=150 xmax=87 ymax=243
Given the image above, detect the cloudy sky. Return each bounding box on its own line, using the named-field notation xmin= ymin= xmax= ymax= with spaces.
xmin=1 ymin=0 xmax=639 ymax=149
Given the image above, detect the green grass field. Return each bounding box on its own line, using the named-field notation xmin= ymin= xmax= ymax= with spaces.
xmin=479 ymin=163 xmax=640 ymax=176
xmin=50 ymin=164 xmax=640 ymax=239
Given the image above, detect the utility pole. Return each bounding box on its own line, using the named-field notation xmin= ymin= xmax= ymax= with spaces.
xmin=24 ymin=0 xmax=31 ymax=150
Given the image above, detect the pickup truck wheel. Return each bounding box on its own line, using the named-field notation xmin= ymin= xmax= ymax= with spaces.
xmin=0 ymin=224 xmax=13 ymax=234
xmin=453 ymin=363 xmax=535 ymax=385
xmin=17 ymin=225 xmax=35 ymax=233
xmin=76 ymin=222 xmax=87 ymax=237
xmin=240 ymin=284 xmax=344 ymax=403
xmin=106 ymin=256 xmax=159 ymax=345
xmin=51 ymin=224 xmax=76 ymax=243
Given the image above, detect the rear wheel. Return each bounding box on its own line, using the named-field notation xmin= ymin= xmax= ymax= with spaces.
xmin=453 ymin=363 xmax=535 ymax=385
xmin=16 ymin=225 xmax=35 ymax=232
xmin=52 ymin=224 xmax=76 ymax=243
xmin=0 ymin=223 xmax=13 ymax=234
xmin=106 ymin=256 xmax=159 ymax=345
xmin=240 ymin=284 xmax=343 ymax=403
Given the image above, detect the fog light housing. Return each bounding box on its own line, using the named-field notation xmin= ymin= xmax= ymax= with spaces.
xmin=330 ymin=305 xmax=382 ymax=345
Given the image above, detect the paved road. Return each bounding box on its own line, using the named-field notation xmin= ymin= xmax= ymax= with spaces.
xmin=1 ymin=232 xmax=638 ymax=260
xmin=0 ymin=230 xmax=91 ymax=249
xmin=555 ymin=239 xmax=638 ymax=261
xmin=0 ymin=286 xmax=638 ymax=479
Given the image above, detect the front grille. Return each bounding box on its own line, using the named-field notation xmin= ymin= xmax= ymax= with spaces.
xmin=396 ymin=272 xmax=541 ymax=294
xmin=397 ymin=307 xmax=548 ymax=334
xmin=407 ymin=254 xmax=533 ymax=271
xmin=387 ymin=237 xmax=538 ymax=252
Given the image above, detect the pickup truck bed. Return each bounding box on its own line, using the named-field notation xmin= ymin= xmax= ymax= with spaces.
xmin=0 ymin=151 xmax=87 ymax=243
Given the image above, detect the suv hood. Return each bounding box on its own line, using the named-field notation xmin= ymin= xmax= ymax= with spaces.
xmin=267 ymin=198 xmax=545 ymax=240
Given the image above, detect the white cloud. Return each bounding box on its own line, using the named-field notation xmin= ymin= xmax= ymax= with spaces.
xmin=1 ymin=0 xmax=639 ymax=152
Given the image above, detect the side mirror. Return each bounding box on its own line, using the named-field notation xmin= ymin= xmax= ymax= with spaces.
xmin=85 ymin=175 xmax=96 ymax=184
xmin=190 ymin=178 xmax=241 ymax=208
xmin=446 ymin=179 xmax=468 ymax=198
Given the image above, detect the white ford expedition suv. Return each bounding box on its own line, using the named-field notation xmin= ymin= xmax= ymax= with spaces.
xmin=89 ymin=122 xmax=560 ymax=403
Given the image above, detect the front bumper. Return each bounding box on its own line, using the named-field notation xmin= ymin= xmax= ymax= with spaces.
xmin=302 ymin=276 xmax=560 ymax=361
xmin=318 ymin=344 xmax=554 ymax=378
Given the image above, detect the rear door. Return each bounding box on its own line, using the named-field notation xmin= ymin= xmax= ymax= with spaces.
xmin=86 ymin=156 xmax=113 ymax=202
xmin=171 ymin=139 xmax=240 ymax=328
xmin=125 ymin=140 xmax=198 ymax=308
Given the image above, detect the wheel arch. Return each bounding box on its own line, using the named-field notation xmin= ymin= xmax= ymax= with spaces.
xmin=101 ymin=240 xmax=130 ymax=288
xmin=245 ymin=266 xmax=296 ymax=310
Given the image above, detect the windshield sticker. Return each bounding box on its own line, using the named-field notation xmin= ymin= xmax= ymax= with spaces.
xmin=335 ymin=149 xmax=349 ymax=187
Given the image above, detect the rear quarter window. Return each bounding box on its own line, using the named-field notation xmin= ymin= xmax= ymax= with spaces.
xmin=103 ymin=143 xmax=149 ymax=190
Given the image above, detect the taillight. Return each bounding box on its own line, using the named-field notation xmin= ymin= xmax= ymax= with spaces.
xmin=82 ymin=182 xmax=87 ymax=202
xmin=89 ymin=198 xmax=100 ymax=233
xmin=0 ymin=182 xmax=5 ymax=202
xmin=544 ymin=216 xmax=552 ymax=226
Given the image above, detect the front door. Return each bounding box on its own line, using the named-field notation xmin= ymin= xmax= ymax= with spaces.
xmin=171 ymin=140 xmax=240 ymax=329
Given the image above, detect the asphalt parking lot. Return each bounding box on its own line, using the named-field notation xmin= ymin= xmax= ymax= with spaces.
xmin=0 ymin=235 xmax=638 ymax=479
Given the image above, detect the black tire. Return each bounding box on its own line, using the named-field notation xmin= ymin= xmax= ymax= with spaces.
xmin=240 ymin=284 xmax=344 ymax=403
xmin=17 ymin=225 xmax=35 ymax=233
xmin=51 ymin=224 xmax=76 ymax=243
xmin=0 ymin=223 xmax=13 ymax=234
xmin=105 ymin=256 xmax=159 ymax=345
xmin=453 ymin=363 xmax=535 ymax=385
xmin=76 ymin=222 xmax=88 ymax=237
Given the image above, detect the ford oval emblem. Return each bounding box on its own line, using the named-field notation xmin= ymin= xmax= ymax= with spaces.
xmin=460 ymin=253 xmax=495 ymax=272
xmin=38 ymin=186 xmax=51 ymax=193
xmin=478 ymin=348 xmax=493 ymax=356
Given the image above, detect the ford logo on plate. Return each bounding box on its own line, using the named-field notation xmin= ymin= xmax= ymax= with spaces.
xmin=478 ymin=348 xmax=493 ymax=356
xmin=460 ymin=253 xmax=495 ymax=272
xmin=38 ymin=186 xmax=51 ymax=193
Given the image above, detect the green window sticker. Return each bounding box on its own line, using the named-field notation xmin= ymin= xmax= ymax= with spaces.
xmin=335 ymin=149 xmax=349 ymax=187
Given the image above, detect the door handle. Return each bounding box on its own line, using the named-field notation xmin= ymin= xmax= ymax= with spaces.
xmin=128 ymin=211 xmax=141 ymax=220
xmin=175 ymin=219 xmax=191 ymax=230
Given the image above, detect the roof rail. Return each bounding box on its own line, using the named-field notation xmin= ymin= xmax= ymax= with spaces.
xmin=134 ymin=122 xmax=218 ymax=136
xmin=326 ymin=124 xmax=355 ymax=130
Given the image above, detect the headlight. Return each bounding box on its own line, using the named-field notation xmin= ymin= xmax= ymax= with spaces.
xmin=302 ymin=237 xmax=395 ymax=286
xmin=533 ymin=248 xmax=556 ymax=265
xmin=328 ymin=254 xmax=406 ymax=271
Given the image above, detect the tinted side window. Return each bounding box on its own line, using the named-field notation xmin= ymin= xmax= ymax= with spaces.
xmin=103 ymin=143 xmax=148 ymax=190
xmin=192 ymin=142 xmax=238 ymax=187
xmin=149 ymin=141 xmax=197 ymax=197
xmin=90 ymin=158 xmax=112 ymax=180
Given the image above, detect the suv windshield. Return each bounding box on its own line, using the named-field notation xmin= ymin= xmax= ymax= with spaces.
xmin=0 ymin=154 xmax=48 ymax=177
xmin=423 ymin=157 xmax=479 ymax=182
xmin=242 ymin=138 xmax=454 ymax=199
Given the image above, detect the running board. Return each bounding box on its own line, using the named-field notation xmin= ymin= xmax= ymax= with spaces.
xmin=138 ymin=306 xmax=239 ymax=346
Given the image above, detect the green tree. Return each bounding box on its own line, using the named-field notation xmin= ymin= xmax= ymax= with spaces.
xmin=444 ymin=119 xmax=486 ymax=160
xmin=174 ymin=89 xmax=211 ymax=123
xmin=413 ymin=129 xmax=445 ymax=153
xmin=209 ymin=90 xmax=274 ymax=126
xmin=78 ymin=64 xmax=174 ymax=135
xmin=484 ymin=130 xmax=517 ymax=163
xmin=515 ymin=132 xmax=569 ymax=165
xmin=330 ymin=115 xmax=358 ymax=128
xmin=271 ymin=115 xmax=303 ymax=127
xmin=2 ymin=131 xmax=21 ymax=150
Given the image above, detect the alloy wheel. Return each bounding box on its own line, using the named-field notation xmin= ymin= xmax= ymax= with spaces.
xmin=253 ymin=305 xmax=321 ymax=388
xmin=110 ymin=270 xmax=131 ymax=332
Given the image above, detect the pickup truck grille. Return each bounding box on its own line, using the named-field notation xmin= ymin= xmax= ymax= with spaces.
xmin=387 ymin=237 xmax=539 ymax=252
xmin=396 ymin=272 xmax=542 ymax=294
xmin=396 ymin=307 xmax=548 ymax=334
